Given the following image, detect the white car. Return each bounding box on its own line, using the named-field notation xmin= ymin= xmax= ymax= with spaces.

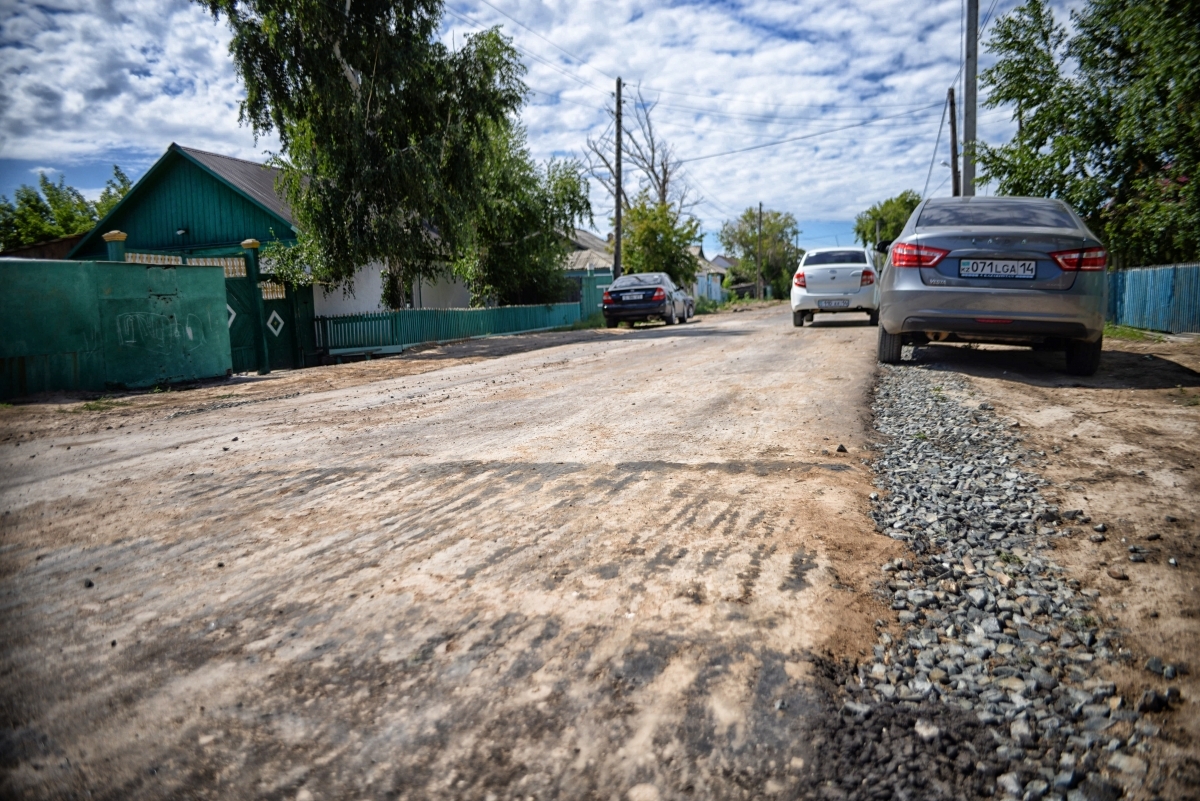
xmin=791 ymin=246 xmax=880 ymax=327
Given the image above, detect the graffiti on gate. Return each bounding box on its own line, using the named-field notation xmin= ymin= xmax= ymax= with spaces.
xmin=115 ymin=313 xmax=208 ymax=354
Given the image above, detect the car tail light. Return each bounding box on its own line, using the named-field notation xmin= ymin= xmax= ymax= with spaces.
xmin=1050 ymin=247 xmax=1107 ymax=271
xmin=860 ymin=269 xmax=875 ymax=286
xmin=602 ymin=291 xmax=613 ymax=304
xmin=651 ymin=287 xmax=666 ymax=301
xmin=793 ymin=272 xmax=806 ymax=288
xmin=892 ymin=242 xmax=950 ymax=268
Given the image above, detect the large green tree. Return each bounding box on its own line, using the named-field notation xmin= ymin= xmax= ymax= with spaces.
xmin=718 ymin=207 xmax=801 ymax=300
xmin=978 ymin=0 xmax=1200 ymax=266
xmin=620 ymin=190 xmax=701 ymax=287
xmin=452 ymin=121 xmax=591 ymax=306
xmin=202 ymin=0 xmax=527 ymax=293
xmin=0 ymin=166 xmax=131 ymax=251
xmin=852 ymin=190 xmax=921 ymax=246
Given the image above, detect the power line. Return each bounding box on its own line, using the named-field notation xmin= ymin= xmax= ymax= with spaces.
xmin=922 ymin=96 xmax=950 ymax=198
xmin=470 ymin=0 xmax=616 ymax=82
xmin=679 ymin=102 xmax=942 ymax=164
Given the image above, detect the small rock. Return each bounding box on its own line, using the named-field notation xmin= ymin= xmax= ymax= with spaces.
xmin=1106 ymin=566 xmax=1128 ymax=580
xmin=1107 ymin=752 xmax=1147 ymax=777
xmin=1024 ymin=778 xmax=1049 ymax=800
xmin=1129 ymin=553 xmax=1146 ymax=563
xmin=978 ymin=402 xmax=994 ymax=410
xmin=1069 ymin=777 xmax=1123 ymax=801
xmin=1146 ymin=532 xmax=1161 ymax=541
xmin=1093 ymin=523 xmax=1107 ymax=533
xmin=1168 ymin=557 xmax=1178 ymax=567
xmin=1165 ymin=515 xmax=1177 ymax=523
xmin=83 ymin=579 xmax=94 ymax=588
xmin=1163 ymin=664 xmax=1176 ymax=680
xmin=997 ymin=772 xmax=1023 ymax=797
xmin=1010 ymin=718 xmax=1033 ymax=746
xmin=836 ymin=443 xmax=847 ymax=453
xmin=1136 ymin=689 xmax=1167 ymax=713
xmin=968 ymin=588 xmax=988 ymax=608
xmin=914 ymin=719 xmax=939 ymax=741
xmin=231 ymin=436 xmax=238 ymax=442
xmin=1089 ymin=534 xmax=1106 ymax=543
xmin=1145 ymin=656 xmax=1164 ymax=675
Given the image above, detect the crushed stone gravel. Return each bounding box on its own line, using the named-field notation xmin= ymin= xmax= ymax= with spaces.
xmin=797 ymin=363 xmax=1182 ymax=801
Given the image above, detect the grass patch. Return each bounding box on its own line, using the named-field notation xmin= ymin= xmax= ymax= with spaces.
xmin=999 ymin=551 xmax=1022 ymax=565
xmin=1187 ymin=397 xmax=1200 ymax=407
xmin=1104 ymin=321 xmax=1164 ymax=342
xmin=76 ymin=396 xmax=131 ymax=412
xmin=914 ymin=432 xmax=927 ymax=440
xmin=695 ymin=297 xmax=722 ymax=315
xmin=0 ymin=402 xmax=11 ymax=409
xmin=555 ymin=311 xmax=605 ymax=332
xmin=1069 ymin=615 xmax=1097 ymax=631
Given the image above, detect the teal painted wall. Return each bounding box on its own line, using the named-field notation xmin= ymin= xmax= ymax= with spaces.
xmin=0 ymin=259 xmax=232 ymax=399
xmin=73 ymin=153 xmax=292 ymax=259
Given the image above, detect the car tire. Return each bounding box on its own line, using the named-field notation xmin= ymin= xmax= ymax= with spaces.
xmin=1065 ymin=335 xmax=1102 ymax=376
xmin=878 ymin=326 xmax=902 ymax=364
xmin=793 ymin=310 xmax=805 ymax=327
xmin=665 ymin=307 xmax=677 ymax=325
xmin=868 ymin=309 xmax=880 ymax=327
xmin=605 ymin=318 xmax=618 ymax=329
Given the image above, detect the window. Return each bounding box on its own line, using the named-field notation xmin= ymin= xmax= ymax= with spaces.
xmin=610 ymin=273 xmax=665 ymax=288
xmin=803 ymin=250 xmax=867 ymax=266
xmin=917 ymin=199 xmax=1077 ymax=228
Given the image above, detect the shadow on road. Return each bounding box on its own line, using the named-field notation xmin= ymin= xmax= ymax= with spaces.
xmin=906 ymin=343 xmax=1200 ymax=391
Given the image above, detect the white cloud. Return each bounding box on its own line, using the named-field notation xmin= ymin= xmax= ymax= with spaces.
xmin=0 ymin=0 xmax=1081 ymax=248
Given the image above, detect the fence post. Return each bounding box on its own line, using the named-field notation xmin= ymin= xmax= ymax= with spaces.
xmin=242 ymin=239 xmax=271 ymax=375
xmin=102 ymin=230 xmax=127 ymax=262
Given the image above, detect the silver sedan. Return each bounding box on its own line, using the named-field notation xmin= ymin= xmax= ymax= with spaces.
xmin=876 ymin=196 xmax=1107 ymax=375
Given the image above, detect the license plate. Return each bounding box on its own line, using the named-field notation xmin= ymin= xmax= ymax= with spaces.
xmin=624 ymin=293 xmax=643 ymax=300
xmin=959 ymin=259 xmax=1036 ymax=279
xmin=818 ymin=299 xmax=850 ymax=308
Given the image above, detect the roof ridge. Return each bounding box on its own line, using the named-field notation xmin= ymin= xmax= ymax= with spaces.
xmin=174 ymin=144 xmax=279 ymax=171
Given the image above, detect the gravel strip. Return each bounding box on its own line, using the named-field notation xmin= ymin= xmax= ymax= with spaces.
xmin=802 ymin=364 xmax=1182 ymax=801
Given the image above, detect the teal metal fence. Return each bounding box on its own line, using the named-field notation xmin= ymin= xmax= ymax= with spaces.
xmin=1107 ymin=263 xmax=1200 ymax=333
xmin=314 ymin=303 xmax=582 ymax=354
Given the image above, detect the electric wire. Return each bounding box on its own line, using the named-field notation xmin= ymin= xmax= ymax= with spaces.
xmin=922 ymin=96 xmax=950 ymax=198
xmin=679 ymin=102 xmax=942 ymax=164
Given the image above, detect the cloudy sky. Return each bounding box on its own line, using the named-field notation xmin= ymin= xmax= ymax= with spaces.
xmin=0 ymin=0 xmax=1077 ymax=253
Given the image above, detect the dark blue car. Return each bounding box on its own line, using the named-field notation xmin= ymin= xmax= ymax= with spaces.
xmin=603 ymin=273 xmax=689 ymax=328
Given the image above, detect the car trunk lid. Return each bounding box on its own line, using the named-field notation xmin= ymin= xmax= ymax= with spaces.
xmin=914 ymin=229 xmax=1088 ymax=291
xmin=803 ymin=265 xmax=865 ymax=294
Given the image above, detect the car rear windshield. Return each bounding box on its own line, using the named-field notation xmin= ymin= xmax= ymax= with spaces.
xmin=917 ymin=200 xmax=1077 ymax=229
xmin=610 ymin=274 xmax=664 ymax=288
xmin=804 ymin=250 xmax=867 ymax=266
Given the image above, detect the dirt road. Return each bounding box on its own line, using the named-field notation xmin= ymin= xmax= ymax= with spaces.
xmin=1 ymin=306 xmax=897 ymax=800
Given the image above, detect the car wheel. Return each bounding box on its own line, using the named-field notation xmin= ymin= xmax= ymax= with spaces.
xmin=878 ymin=326 xmax=902 ymax=364
xmin=1064 ymin=335 xmax=1102 ymax=376
xmin=868 ymin=309 xmax=880 ymax=327
xmin=605 ymin=318 xmax=618 ymax=329
xmin=793 ymin=310 xmax=805 ymax=327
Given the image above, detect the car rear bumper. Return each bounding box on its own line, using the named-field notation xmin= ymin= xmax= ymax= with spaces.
xmin=604 ymin=302 xmax=669 ymax=321
xmin=791 ymin=285 xmax=878 ymax=312
xmin=880 ymin=283 xmax=1105 ymax=342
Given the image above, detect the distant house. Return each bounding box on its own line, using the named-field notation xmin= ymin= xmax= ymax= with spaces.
xmin=68 ymin=143 xmax=469 ymax=371
xmin=0 ymin=233 xmax=87 ymax=260
xmin=690 ymin=245 xmax=727 ymax=302
xmin=564 ymin=229 xmax=614 ymax=276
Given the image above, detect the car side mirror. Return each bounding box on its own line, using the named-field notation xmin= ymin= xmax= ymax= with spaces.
xmin=874 ymin=240 xmax=893 ymax=254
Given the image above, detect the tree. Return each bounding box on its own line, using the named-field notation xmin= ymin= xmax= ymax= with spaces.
xmin=0 ymin=166 xmax=131 ymax=251
xmin=451 ymin=121 xmax=592 ymax=306
xmin=201 ymin=0 xmax=527 ymax=297
xmin=584 ymin=85 xmax=699 ymax=216
xmin=718 ymin=207 xmax=801 ymax=300
xmin=619 ymin=190 xmax=701 ymax=287
xmin=852 ymin=190 xmax=922 ymax=246
xmin=978 ymin=0 xmax=1200 ymax=266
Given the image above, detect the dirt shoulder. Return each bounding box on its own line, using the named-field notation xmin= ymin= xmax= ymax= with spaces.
xmin=910 ymin=334 xmax=1200 ymax=797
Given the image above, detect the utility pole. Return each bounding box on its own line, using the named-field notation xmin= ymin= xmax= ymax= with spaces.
xmin=948 ymin=87 xmax=961 ymax=197
xmin=613 ymin=77 xmax=623 ymax=279
xmin=874 ymin=218 xmax=881 ymax=248
xmin=756 ymin=202 xmax=763 ymax=301
xmin=963 ymin=0 xmax=978 ymax=197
